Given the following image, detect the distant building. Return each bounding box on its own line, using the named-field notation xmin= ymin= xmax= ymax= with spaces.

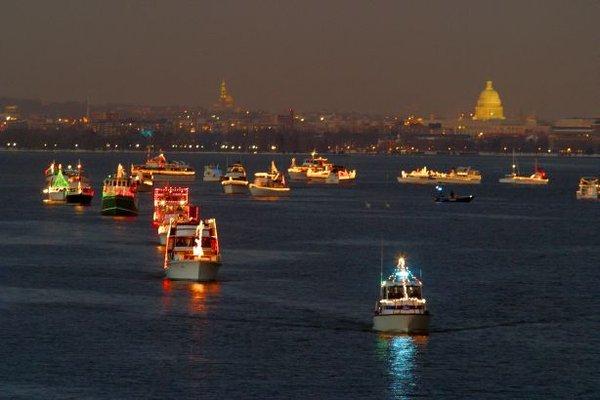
xmin=277 ymin=109 xmax=295 ymax=131
xmin=213 ymin=79 xmax=235 ymax=110
xmin=549 ymin=118 xmax=600 ymax=154
xmin=473 ymin=81 xmax=505 ymax=121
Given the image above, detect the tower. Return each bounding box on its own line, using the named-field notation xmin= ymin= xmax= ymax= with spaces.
xmin=217 ymin=79 xmax=235 ymax=109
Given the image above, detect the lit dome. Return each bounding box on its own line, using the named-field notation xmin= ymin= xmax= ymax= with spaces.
xmin=473 ymin=80 xmax=505 ymax=120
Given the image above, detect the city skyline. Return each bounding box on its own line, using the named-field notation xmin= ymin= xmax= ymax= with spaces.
xmin=0 ymin=1 xmax=598 ymax=118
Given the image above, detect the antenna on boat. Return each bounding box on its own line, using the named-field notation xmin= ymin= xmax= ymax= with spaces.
xmin=379 ymin=237 xmax=384 ymax=285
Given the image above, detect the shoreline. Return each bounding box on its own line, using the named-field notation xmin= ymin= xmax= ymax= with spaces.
xmin=1 ymin=148 xmax=599 ymax=158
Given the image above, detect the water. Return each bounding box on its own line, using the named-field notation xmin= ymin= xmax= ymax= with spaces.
xmin=0 ymin=151 xmax=598 ymax=399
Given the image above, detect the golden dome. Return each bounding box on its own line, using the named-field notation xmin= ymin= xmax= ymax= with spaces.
xmin=473 ymin=80 xmax=505 ymax=120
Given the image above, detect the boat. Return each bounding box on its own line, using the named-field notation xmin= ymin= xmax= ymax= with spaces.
xmin=64 ymin=161 xmax=94 ymax=205
xmin=373 ymin=256 xmax=430 ymax=334
xmin=287 ymin=151 xmax=332 ymax=180
xmin=434 ymin=186 xmax=474 ymax=203
xmin=576 ymin=177 xmax=599 ymax=200
xmin=153 ymin=186 xmax=196 ymax=245
xmin=398 ymin=167 xmax=445 ymax=184
xmin=306 ymin=163 xmax=357 ymax=182
xmin=131 ymin=151 xmax=195 ymax=184
xmin=498 ymin=153 xmax=549 ymax=185
xmin=101 ymin=164 xmax=138 ymax=216
xmin=42 ymin=164 xmax=69 ymax=203
xmin=163 ymin=218 xmax=221 ymax=281
xmin=398 ymin=166 xmax=481 ymax=184
xmin=203 ymin=164 xmax=223 ymax=182
xmin=248 ymin=161 xmax=291 ymax=197
xmin=437 ymin=167 xmax=481 ymax=184
xmin=221 ymin=163 xmax=249 ymax=194
xmin=132 ymin=171 xmax=154 ymax=192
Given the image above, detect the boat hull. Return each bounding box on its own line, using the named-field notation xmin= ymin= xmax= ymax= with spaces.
xmin=373 ymin=313 xmax=431 ymax=334
xmin=397 ymin=177 xmax=438 ymax=184
xmin=101 ymin=195 xmax=138 ymax=216
xmin=435 ymin=195 xmax=474 ymax=203
xmin=66 ymin=193 xmax=93 ymax=205
xmin=44 ymin=190 xmax=67 ymax=203
xmin=222 ymin=180 xmax=248 ymax=194
xmin=151 ymin=173 xmax=195 ymax=183
xmin=203 ymin=176 xmax=222 ymax=182
xmin=166 ymin=260 xmax=221 ymax=281
xmin=498 ymin=178 xmax=548 ymax=185
xmin=248 ymin=185 xmax=291 ymax=197
xmin=288 ymin=170 xmax=307 ymax=180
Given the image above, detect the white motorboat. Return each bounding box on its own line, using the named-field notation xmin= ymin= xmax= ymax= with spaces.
xmin=248 ymin=161 xmax=291 ymax=197
xmin=397 ymin=167 xmax=443 ymax=184
xmin=203 ymin=164 xmax=223 ymax=182
xmin=287 ymin=152 xmax=331 ymax=180
xmin=221 ymin=163 xmax=249 ymax=194
xmin=498 ymin=152 xmax=548 ymax=185
xmin=576 ymin=177 xmax=599 ymax=200
xmin=373 ymin=256 xmax=430 ymax=334
xmin=164 ymin=218 xmax=221 ymax=281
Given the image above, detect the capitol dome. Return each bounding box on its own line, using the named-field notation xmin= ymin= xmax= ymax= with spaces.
xmin=473 ymin=80 xmax=505 ymax=121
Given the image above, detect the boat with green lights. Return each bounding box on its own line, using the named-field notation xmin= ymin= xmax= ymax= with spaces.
xmin=42 ymin=163 xmax=70 ymax=203
xmin=101 ymin=164 xmax=138 ymax=216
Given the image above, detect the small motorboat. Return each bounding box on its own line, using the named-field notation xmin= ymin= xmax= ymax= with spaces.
xmin=434 ymin=186 xmax=473 ymax=202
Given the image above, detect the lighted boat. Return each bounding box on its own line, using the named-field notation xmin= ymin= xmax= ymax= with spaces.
xmin=153 ymin=186 xmax=195 ymax=245
xmin=248 ymin=161 xmax=291 ymax=197
xmin=397 ymin=167 xmax=444 ymax=184
xmin=221 ymin=163 xmax=248 ymax=194
xmin=101 ymin=164 xmax=138 ymax=216
xmin=306 ymin=163 xmax=356 ymax=182
xmin=131 ymin=152 xmax=195 ymax=183
xmin=437 ymin=167 xmax=482 ymax=184
xmin=373 ymin=256 xmax=430 ymax=334
xmin=398 ymin=166 xmax=480 ymax=184
xmin=64 ymin=161 xmax=94 ymax=205
xmin=287 ymin=152 xmax=331 ymax=180
xmin=203 ymin=164 xmax=223 ymax=182
xmin=132 ymin=170 xmax=154 ymax=192
xmin=42 ymin=164 xmax=69 ymax=203
xmin=498 ymin=153 xmax=549 ymax=185
xmin=164 ymin=218 xmax=221 ymax=281
xmin=576 ymin=177 xmax=599 ymax=200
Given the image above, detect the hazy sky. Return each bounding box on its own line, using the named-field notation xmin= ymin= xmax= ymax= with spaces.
xmin=0 ymin=0 xmax=598 ymax=118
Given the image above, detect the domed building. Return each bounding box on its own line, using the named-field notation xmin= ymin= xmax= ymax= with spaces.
xmin=473 ymin=80 xmax=505 ymax=121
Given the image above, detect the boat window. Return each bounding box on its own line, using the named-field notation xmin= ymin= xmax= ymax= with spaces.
xmin=385 ymin=286 xmax=405 ymax=299
xmin=406 ymin=286 xmax=422 ymax=299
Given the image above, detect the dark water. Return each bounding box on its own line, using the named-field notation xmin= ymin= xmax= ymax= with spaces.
xmin=0 ymin=151 xmax=598 ymax=399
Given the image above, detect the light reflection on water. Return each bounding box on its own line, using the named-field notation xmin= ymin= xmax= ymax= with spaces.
xmin=376 ymin=334 xmax=428 ymax=399
xmin=161 ymin=279 xmax=221 ymax=314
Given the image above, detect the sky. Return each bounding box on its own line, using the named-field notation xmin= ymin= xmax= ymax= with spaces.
xmin=0 ymin=0 xmax=598 ymax=118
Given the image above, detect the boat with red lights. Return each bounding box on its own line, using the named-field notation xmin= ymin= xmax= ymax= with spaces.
xmin=373 ymin=256 xmax=430 ymax=334
xmin=101 ymin=164 xmax=138 ymax=216
xmin=153 ymin=186 xmax=198 ymax=245
xmin=164 ymin=218 xmax=221 ymax=281
xmin=498 ymin=153 xmax=549 ymax=185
